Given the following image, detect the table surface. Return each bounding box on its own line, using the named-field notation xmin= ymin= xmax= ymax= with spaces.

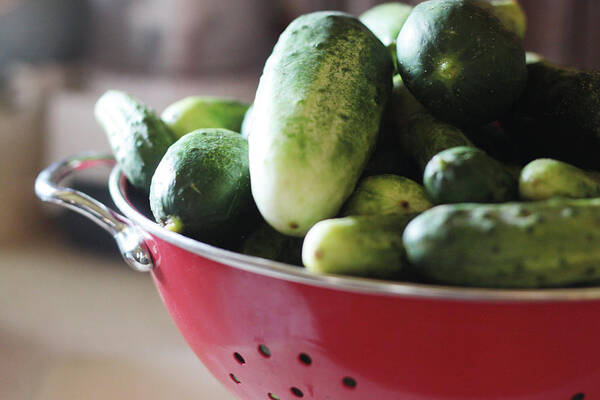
xmin=0 ymin=238 xmax=235 ymax=400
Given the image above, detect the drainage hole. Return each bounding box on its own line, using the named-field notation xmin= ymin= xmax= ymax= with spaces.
xmin=342 ymin=376 xmax=357 ymax=389
xmin=268 ymin=393 xmax=280 ymax=400
xmin=233 ymin=352 xmax=245 ymax=365
xmin=258 ymin=344 xmax=271 ymax=358
xmin=298 ymin=353 xmax=312 ymax=365
xmin=229 ymin=373 xmax=241 ymax=384
xmin=290 ymin=387 xmax=304 ymax=397
xmin=572 ymin=394 xmax=585 ymax=400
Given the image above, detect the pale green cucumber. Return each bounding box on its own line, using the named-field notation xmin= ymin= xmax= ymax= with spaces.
xmin=162 ymin=96 xmax=249 ymax=138
xmin=249 ymin=11 xmax=393 ymax=236
xmin=342 ymin=174 xmax=432 ymax=216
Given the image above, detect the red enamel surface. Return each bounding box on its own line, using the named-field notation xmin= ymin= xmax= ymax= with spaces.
xmin=146 ymin=235 xmax=600 ymax=400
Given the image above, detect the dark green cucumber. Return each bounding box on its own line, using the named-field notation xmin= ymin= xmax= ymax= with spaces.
xmin=303 ymin=214 xmax=416 ymax=279
xmin=403 ymin=199 xmax=600 ymax=288
xmin=249 ymin=11 xmax=393 ymax=236
xmin=423 ymin=146 xmax=518 ymax=204
xmin=519 ymin=158 xmax=600 ymax=201
xmin=362 ymin=140 xmax=419 ymax=180
xmin=342 ymin=174 xmax=432 ymax=216
xmin=95 ymin=90 xmax=176 ymax=192
xmin=396 ymin=0 xmax=527 ymax=127
xmin=241 ymin=222 xmax=303 ymax=266
xmin=401 ymin=112 xmax=474 ymax=174
xmin=362 ymin=118 xmax=421 ymax=181
xmin=162 ymin=96 xmax=250 ymax=138
xmin=359 ymin=2 xmax=413 ymax=69
xmin=464 ymin=122 xmax=519 ymax=164
xmin=504 ymin=61 xmax=600 ymax=169
xmin=149 ymin=129 xmax=256 ymax=242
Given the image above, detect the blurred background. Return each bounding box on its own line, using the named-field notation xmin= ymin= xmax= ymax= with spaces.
xmin=1 ymin=0 xmax=599 ymax=399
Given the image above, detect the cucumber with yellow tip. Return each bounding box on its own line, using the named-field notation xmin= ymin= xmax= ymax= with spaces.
xmin=519 ymin=159 xmax=600 ymax=201
xmin=342 ymin=174 xmax=432 ymax=216
xmin=303 ymin=214 xmax=416 ymax=279
xmin=162 ymin=96 xmax=249 ymax=139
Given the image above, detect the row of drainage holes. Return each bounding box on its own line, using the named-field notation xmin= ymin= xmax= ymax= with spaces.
xmin=230 ymin=346 xmax=357 ymax=397
xmin=234 ymin=349 xmax=311 ymax=366
xmin=227 ymin=381 xmax=586 ymax=400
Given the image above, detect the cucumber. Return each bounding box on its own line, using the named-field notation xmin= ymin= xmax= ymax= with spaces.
xmin=249 ymin=11 xmax=393 ymax=236
xmin=362 ymin=141 xmax=418 ymax=180
xmin=241 ymin=223 xmax=303 ymax=266
xmin=504 ymin=61 xmax=600 ymax=169
xmin=503 ymin=163 xmax=523 ymax=181
xmin=519 ymin=159 xmax=600 ymax=201
xmin=303 ymin=214 xmax=416 ymax=279
xmin=359 ymin=2 xmax=413 ymax=70
xmin=161 ymin=96 xmax=250 ymax=138
xmin=401 ymin=112 xmax=474 ymax=174
xmin=464 ymin=122 xmax=517 ymax=164
xmin=149 ymin=129 xmax=256 ymax=243
xmin=385 ymin=74 xmax=425 ymax=128
xmin=482 ymin=0 xmax=527 ymax=39
xmin=95 ymin=90 xmax=176 ymax=192
xmin=362 ymin=116 xmax=420 ymax=181
xmin=396 ymin=0 xmax=527 ymax=127
xmin=342 ymin=174 xmax=432 ymax=216
xmin=423 ymin=146 xmax=518 ymax=204
xmin=240 ymin=104 xmax=253 ymax=140
xmin=525 ymin=51 xmax=543 ymax=65
xmin=403 ymin=199 xmax=600 ymax=288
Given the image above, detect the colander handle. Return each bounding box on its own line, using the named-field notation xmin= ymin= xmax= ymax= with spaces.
xmin=35 ymin=153 xmax=154 ymax=272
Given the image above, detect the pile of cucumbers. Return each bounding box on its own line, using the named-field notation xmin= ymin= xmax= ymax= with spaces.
xmin=96 ymin=0 xmax=600 ymax=289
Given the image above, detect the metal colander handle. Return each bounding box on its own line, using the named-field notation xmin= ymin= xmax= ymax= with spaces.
xmin=35 ymin=153 xmax=154 ymax=272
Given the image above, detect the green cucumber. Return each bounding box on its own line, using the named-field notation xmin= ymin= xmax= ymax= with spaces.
xmin=362 ymin=119 xmax=420 ymax=181
xmin=241 ymin=223 xmax=303 ymax=266
xmin=396 ymin=0 xmax=527 ymax=127
xmin=303 ymin=214 xmax=416 ymax=279
xmin=401 ymin=112 xmax=474 ymax=174
xmin=249 ymin=11 xmax=393 ymax=236
xmin=503 ymin=163 xmax=523 ymax=181
xmin=464 ymin=122 xmax=517 ymax=164
xmin=385 ymin=74 xmax=425 ymax=128
xmin=95 ymin=90 xmax=176 ymax=192
xmin=504 ymin=61 xmax=600 ymax=169
xmin=161 ymin=96 xmax=249 ymax=138
xmin=482 ymin=0 xmax=527 ymax=39
xmin=342 ymin=174 xmax=432 ymax=216
xmin=359 ymin=2 xmax=413 ymax=70
xmin=149 ymin=129 xmax=255 ymax=242
xmin=519 ymin=159 xmax=600 ymax=201
xmin=362 ymin=141 xmax=417 ymax=179
xmin=403 ymin=199 xmax=600 ymax=288
xmin=423 ymin=146 xmax=518 ymax=204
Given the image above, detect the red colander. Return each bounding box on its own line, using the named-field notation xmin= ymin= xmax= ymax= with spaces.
xmin=36 ymin=153 xmax=600 ymax=400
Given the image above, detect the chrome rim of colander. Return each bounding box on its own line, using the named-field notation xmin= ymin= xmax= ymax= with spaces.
xmin=109 ymin=166 xmax=600 ymax=302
